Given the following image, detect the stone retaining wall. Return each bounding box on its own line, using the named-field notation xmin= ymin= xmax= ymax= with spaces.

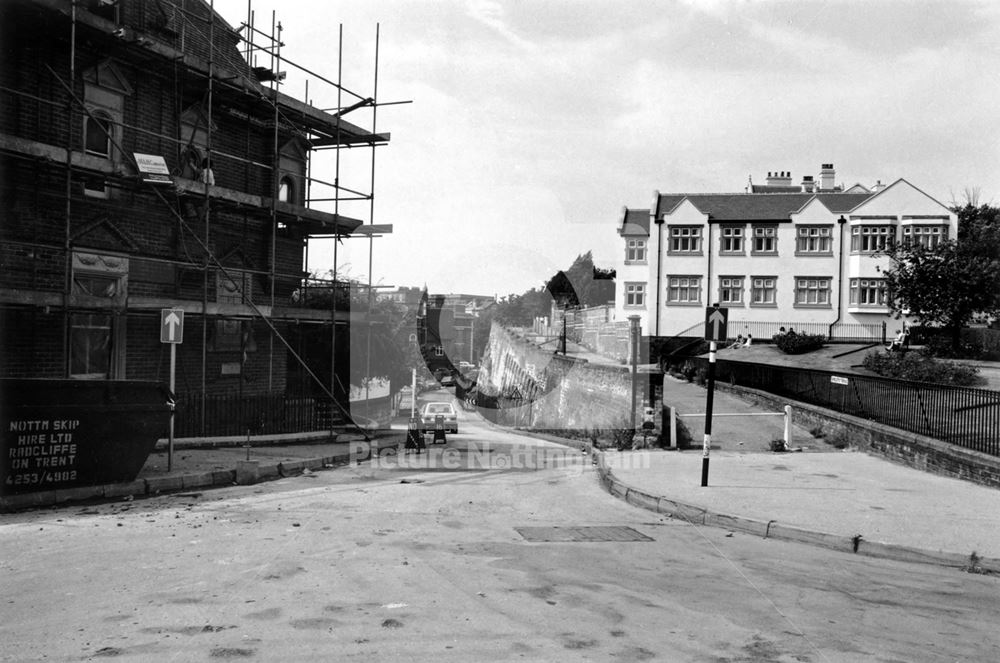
xmin=478 ymin=323 xmax=645 ymax=431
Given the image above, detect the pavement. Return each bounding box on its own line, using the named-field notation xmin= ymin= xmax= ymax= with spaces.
xmin=0 ymin=429 xmax=405 ymax=512
xmin=5 ymin=341 xmax=1000 ymax=575
xmin=523 ymin=336 xmax=1000 ymax=571
xmin=590 ymin=342 xmax=1000 ymax=573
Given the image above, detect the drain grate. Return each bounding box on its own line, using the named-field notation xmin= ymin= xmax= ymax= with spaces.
xmin=515 ymin=526 xmax=653 ymax=543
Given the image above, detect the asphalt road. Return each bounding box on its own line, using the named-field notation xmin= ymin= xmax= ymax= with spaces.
xmin=2 ymin=398 xmax=999 ymax=662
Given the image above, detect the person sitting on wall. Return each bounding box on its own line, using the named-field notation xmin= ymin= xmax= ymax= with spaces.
xmin=887 ymin=328 xmax=907 ymax=352
xmin=729 ymin=334 xmax=745 ymax=349
xmin=743 ymin=333 xmax=753 ymax=347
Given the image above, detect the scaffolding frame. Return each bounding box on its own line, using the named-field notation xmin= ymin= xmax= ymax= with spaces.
xmin=0 ymin=0 xmax=404 ymax=436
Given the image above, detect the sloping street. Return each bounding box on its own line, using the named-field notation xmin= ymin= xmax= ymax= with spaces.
xmin=2 ymin=407 xmax=999 ymax=662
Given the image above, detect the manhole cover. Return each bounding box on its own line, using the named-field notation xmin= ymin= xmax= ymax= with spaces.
xmin=515 ymin=526 xmax=653 ymax=543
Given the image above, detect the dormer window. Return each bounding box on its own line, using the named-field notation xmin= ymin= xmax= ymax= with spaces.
xmin=278 ymin=176 xmax=294 ymax=203
xmin=179 ymin=103 xmax=217 ymax=182
xmin=81 ymin=61 xmax=131 ymax=198
xmin=278 ymin=138 xmax=308 ymax=205
xmin=84 ymin=110 xmax=114 ymax=158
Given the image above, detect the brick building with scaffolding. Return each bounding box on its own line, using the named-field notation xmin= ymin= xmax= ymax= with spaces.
xmin=0 ymin=0 xmax=392 ymax=436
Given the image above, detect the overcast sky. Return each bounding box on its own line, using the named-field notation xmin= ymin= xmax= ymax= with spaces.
xmin=214 ymin=0 xmax=1000 ymax=298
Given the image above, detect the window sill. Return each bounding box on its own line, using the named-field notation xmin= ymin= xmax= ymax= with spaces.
xmin=665 ymin=301 xmax=703 ymax=307
xmin=794 ymin=252 xmax=834 ymax=257
xmin=750 ymin=252 xmax=779 ymax=257
xmin=848 ymin=306 xmax=889 ymax=314
xmin=749 ymin=303 xmax=778 ymax=308
xmin=666 ymin=251 xmax=704 ymax=257
xmin=793 ymin=303 xmax=832 ymax=309
xmin=623 ymin=261 xmax=648 ymax=266
xmin=719 ymin=251 xmax=745 ymax=257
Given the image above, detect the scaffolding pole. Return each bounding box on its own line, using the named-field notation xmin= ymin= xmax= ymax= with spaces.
xmin=29 ymin=0 xmax=394 ymax=437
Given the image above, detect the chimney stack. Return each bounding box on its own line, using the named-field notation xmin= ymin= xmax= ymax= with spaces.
xmin=801 ymin=175 xmax=815 ymax=193
xmin=819 ymin=163 xmax=836 ymax=191
xmin=765 ymin=170 xmax=793 ymax=187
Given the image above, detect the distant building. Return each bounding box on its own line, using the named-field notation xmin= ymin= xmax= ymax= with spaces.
xmin=418 ymin=291 xmax=495 ymax=372
xmin=380 ymin=286 xmax=425 ymax=309
xmin=614 ymin=164 xmax=958 ymax=346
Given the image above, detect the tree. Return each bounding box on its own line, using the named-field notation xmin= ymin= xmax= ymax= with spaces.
xmin=545 ymin=251 xmax=615 ymax=309
xmin=956 ymin=203 xmax=1000 ymax=258
xmin=493 ymin=288 xmax=551 ymax=326
xmin=879 ymin=234 xmax=1000 ymax=348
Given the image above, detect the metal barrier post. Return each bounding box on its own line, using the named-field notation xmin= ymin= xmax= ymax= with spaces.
xmin=784 ymin=405 xmax=792 ymax=449
xmin=669 ymin=406 xmax=677 ymax=450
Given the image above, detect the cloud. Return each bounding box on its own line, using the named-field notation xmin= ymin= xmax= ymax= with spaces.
xmin=215 ymin=0 xmax=1000 ymax=294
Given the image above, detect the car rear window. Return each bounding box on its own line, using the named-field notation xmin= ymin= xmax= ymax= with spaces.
xmin=425 ymin=404 xmax=453 ymax=414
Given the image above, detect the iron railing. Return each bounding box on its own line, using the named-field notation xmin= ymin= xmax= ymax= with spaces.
xmin=171 ymin=390 xmax=400 ymax=438
xmin=680 ymin=357 xmax=1000 ymax=456
xmin=725 ymin=320 xmax=888 ymax=344
xmin=173 ymin=392 xmax=331 ymax=437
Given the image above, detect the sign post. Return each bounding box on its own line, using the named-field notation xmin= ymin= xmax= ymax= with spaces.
xmin=160 ymin=308 xmax=184 ymax=471
xmin=701 ymin=305 xmax=728 ymax=487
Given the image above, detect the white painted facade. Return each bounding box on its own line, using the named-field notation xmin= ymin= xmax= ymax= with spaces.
xmin=614 ymin=172 xmax=957 ymax=342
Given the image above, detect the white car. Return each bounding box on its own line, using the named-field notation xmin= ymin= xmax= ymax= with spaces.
xmin=419 ymin=402 xmax=458 ymax=434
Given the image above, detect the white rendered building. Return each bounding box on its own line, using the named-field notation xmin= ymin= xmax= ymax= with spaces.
xmin=614 ymin=165 xmax=958 ymax=343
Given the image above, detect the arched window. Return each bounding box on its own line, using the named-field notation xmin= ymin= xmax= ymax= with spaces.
xmin=84 ymin=111 xmax=114 ymax=158
xmin=278 ymin=176 xmax=294 ymax=203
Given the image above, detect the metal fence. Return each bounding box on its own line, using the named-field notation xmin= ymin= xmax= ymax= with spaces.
xmin=173 ymin=392 xmax=328 ymax=437
xmin=681 ymin=357 xmax=1000 ymax=456
xmin=726 ymin=320 xmax=888 ymax=344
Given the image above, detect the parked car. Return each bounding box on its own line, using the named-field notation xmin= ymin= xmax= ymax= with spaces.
xmin=458 ymin=361 xmax=475 ymax=372
xmin=419 ymin=401 xmax=458 ymax=434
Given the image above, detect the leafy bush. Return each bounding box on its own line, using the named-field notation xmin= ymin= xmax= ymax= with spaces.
xmin=922 ymin=335 xmax=989 ymax=360
xmin=773 ymin=331 xmax=826 ymax=354
xmin=862 ymin=350 xmax=980 ymax=386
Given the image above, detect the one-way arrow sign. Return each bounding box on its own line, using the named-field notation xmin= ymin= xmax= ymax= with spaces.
xmin=704 ymin=305 xmax=728 ymax=342
xmin=160 ymin=308 xmax=184 ymax=344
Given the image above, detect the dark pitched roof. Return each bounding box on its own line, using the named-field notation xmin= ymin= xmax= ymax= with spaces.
xmin=814 ymin=193 xmax=874 ymax=214
xmin=653 ymin=191 xmax=876 ymax=222
xmin=618 ymin=208 xmax=650 ymax=235
xmin=686 ymin=193 xmax=814 ymax=221
xmin=749 ymin=185 xmax=804 ymax=194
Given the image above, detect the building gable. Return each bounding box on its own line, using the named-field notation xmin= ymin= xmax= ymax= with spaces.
xmin=791 ymin=196 xmax=838 ymax=223
xmin=217 ymin=244 xmax=257 ymax=271
xmin=849 ymin=179 xmax=952 ymax=218
xmin=663 ymin=198 xmax=708 ymax=225
xmin=70 ymin=214 xmax=140 ymax=252
xmin=82 ymin=60 xmax=134 ymax=97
